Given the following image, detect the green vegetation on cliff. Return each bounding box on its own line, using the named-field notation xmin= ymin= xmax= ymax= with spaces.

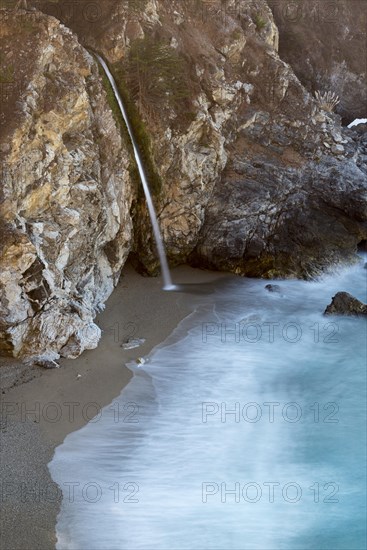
xmin=128 ymin=37 xmax=190 ymax=109
xmin=97 ymin=59 xmax=162 ymax=197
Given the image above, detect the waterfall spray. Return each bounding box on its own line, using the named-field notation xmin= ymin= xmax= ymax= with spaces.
xmin=95 ymin=53 xmax=176 ymax=291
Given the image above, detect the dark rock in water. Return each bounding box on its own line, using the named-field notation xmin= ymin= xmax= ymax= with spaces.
xmin=364 ymin=263 xmax=367 ymax=269
xmin=265 ymin=284 xmax=281 ymax=293
xmin=324 ymin=292 xmax=367 ymax=316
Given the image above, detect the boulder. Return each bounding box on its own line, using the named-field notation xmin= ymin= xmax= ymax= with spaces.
xmin=324 ymin=292 xmax=367 ymax=316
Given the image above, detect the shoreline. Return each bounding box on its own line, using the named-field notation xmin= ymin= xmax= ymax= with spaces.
xmin=0 ymin=263 xmax=227 ymax=550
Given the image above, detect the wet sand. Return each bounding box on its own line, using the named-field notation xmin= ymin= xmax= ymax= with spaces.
xmin=0 ymin=264 xmax=227 ymax=550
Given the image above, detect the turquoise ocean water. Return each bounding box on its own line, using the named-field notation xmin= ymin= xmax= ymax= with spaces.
xmin=50 ymin=256 xmax=366 ymax=550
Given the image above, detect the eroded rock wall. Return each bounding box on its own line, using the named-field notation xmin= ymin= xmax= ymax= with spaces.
xmin=82 ymin=0 xmax=366 ymax=277
xmin=270 ymin=0 xmax=367 ymax=123
xmin=0 ymin=10 xmax=134 ymax=359
xmin=23 ymin=1 xmax=367 ymax=278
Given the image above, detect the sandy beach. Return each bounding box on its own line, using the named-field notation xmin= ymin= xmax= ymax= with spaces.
xmin=0 ymin=263 xmax=227 ymax=550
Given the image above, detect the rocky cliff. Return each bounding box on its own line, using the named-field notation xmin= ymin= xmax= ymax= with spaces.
xmin=39 ymin=0 xmax=364 ymax=277
xmin=1 ymin=1 xmax=366 ymax=359
xmin=0 ymin=9 xmax=134 ymax=359
xmin=270 ymin=0 xmax=367 ymax=124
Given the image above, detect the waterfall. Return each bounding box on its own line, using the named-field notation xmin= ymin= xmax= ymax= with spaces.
xmin=95 ymin=53 xmax=175 ymax=291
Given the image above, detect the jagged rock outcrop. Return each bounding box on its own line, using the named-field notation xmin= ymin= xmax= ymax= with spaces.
xmin=191 ymin=124 xmax=367 ymax=278
xmin=0 ymin=10 xmax=134 ymax=359
xmin=270 ymin=0 xmax=367 ymax=124
xmin=324 ymin=292 xmax=367 ymax=317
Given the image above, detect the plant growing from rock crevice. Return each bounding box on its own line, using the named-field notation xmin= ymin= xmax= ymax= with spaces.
xmin=254 ymin=13 xmax=267 ymax=31
xmin=98 ymin=60 xmax=163 ymax=197
xmin=315 ymin=90 xmax=340 ymax=113
xmin=127 ymin=36 xmax=195 ymax=124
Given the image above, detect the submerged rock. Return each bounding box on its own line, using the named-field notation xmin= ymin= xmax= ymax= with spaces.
xmin=265 ymin=284 xmax=282 ymax=293
xmin=324 ymin=292 xmax=367 ymax=317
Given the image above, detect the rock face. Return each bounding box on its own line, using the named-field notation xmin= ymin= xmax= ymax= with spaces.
xmin=324 ymin=292 xmax=367 ymax=316
xmin=0 ymin=10 xmax=134 ymax=359
xmin=1 ymin=1 xmax=367 ymax=359
xmin=34 ymin=0 xmax=366 ymax=278
xmin=191 ymin=127 xmax=367 ymax=278
xmin=270 ymin=0 xmax=367 ymax=124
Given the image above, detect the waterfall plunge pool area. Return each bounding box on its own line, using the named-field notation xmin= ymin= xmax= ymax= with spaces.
xmin=49 ymin=255 xmax=366 ymax=550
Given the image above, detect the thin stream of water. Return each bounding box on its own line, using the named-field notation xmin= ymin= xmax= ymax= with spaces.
xmin=95 ymin=54 xmax=175 ymax=291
